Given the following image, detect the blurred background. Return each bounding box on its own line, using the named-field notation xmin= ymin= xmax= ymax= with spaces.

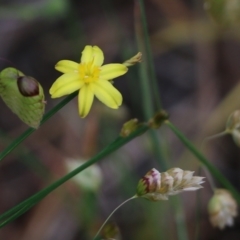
xmin=0 ymin=0 xmax=240 ymax=239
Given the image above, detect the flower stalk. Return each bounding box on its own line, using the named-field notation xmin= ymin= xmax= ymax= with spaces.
xmin=93 ymin=196 xmax=137 ymax=240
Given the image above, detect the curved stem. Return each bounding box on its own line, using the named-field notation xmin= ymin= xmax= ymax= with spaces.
xmin=202 ymin=130 xmax=230 ymax=147
xmin=93 ymin=195 xmax=137 ymax=240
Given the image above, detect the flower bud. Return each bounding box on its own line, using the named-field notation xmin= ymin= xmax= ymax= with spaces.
xmin=148 ymin=110 xmax=169 ymax=129
xmin=123 ymin=52 xmax=142 ymax=67
xmin=120 ymin=118 xmax=140 ymax=137
xmin=136 ymin=168 xmax=160 ymax=198
xmin=208 ymin=189 xmax=238 ymax=229
xmin=136 ymin=168 xmax=204 ymax=201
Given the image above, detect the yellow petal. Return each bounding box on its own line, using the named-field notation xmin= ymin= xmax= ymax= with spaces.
xmin=55 ymin=60 xmax=79 ymax=73
xmin=92 ymin=81 xmax=122 ymax=109
xmin=50 ymin=73 xmax=83 ymax=98
xmin=50 ymin=72 xmax=79 ymax=93
xmin=92 ymin=46 xmax=104 ymax=66
xmin=78 ymin=84 xmax=94 ymax=117
xmin=81 ymin=45 xmax=93 ymax=63
xmin=100 ymin=64 xmax=128 ymax=80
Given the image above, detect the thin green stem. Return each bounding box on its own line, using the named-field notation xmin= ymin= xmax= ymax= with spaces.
xmin=93 ymin=196 xmax=137 ymax=240
xmin=134 ymin=0 xmax=166 ymax=170
xmin=135 ymin=2 xmax=188 ymax=239
xmin=149 ymin=130 xmax=168 ymax=171
xmin=194 ymin=192 xmax=201 ymax=240
xmin=137 ymin=0 xmax=162 ymax=110
xmin=0 ymin=91 xmax=78 ymax=162
xmin=171 ymin=197 xmax=189 ymax=240
xmin=134 ymin=0 xmax=154 ymax=119
xmin=0 ymin=202 xmax=36 ymax=228
xmin=0 ymin=125 xmax=149 ymax=226
xmin=202 ymin=130 xmax=230 ymax=147
xmin=0 ymin=130 xmax=49 ymax=178
xmin=165 ymin=120 xmax=240 ymax=204
xmin=200 ymin=141 xmax=217 ymax=192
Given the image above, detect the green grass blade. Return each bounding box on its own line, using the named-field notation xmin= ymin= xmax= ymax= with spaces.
xmin=0 ymin=125 xmax=149 ymax=226
xmin=137 ymin=0 xmax=162 ymax=110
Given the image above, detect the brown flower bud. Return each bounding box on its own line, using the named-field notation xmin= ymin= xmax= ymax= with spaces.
xmin=148 ymin=110 xmax=169 ymax=129
xmin=17 ymin=76 xmax=39 ymax=97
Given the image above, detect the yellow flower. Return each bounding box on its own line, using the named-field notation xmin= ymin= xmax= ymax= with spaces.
xmin=49 ymin=45 xmax=128 ymax=117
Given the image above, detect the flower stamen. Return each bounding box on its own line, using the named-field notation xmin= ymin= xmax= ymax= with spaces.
xmin=79 ymin=63 xmax=100 ymax=84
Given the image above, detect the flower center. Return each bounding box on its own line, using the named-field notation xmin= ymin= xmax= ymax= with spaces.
xmin=79 ymin=61 xmax=100 ymax=84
